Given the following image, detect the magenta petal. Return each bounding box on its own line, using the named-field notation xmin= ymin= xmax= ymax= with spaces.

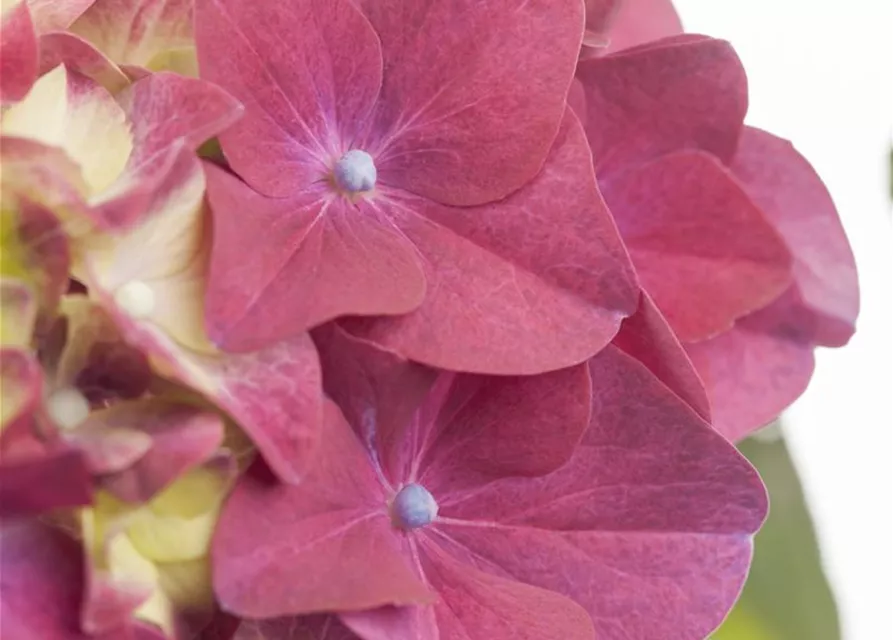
xmin=419 ymin=365 xmax=591 ymax=497
xmin=360 ymin=0 xmax=583 ymax=206
xmin=613 ymin=291 xmax=711 ymax=421
xmin=436 ymin=345 xmax=766 ymax=639
xmin=203 ymin=164 xmax=426 ymax=351
xmin=345 ymin=111 xmax=638 ymax=374
xmin=119 ymin=71 xmax=244 ymax=166
xmin=0 ymin=521 xmax=127 ymax=640
xmin=731 ymin=126 xmax=859 ymax=347
xmin=604 ymin=151 xmax=792 ymax=341
xmin=0 ymin=1 xmax=38 ymax=104
xmin=312 ymin=323 xmax=437 ymax=485
xmin=391 ymin=542 xmax=594 ymax=640
xmin=686 ymin=288 xmax=817 ymax=442
xmin=86 ymin=400 xmax=224 ymax=502
xmin=0 ymin=447 xmax=92 ymax=519
xmin=194 ymin=0 xmax=382 ymax=196
xmin=63 ymin=427 xmax=153 ymax=476
xmin=605 ymin=0 xmax=684 ymax=54
xmin=212 ymin=402 xmax=431 ymax=617
xmin=577 ymin=36 xmax=746 ymax=174
xmin=232 ymin=616 xmax=357 ymax=640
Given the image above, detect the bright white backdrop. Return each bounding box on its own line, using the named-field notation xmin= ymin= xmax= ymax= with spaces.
xmin=672 ymin=1 xmax=893 ymax=638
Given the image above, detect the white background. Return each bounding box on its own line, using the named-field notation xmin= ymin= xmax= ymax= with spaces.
xmin=672 ymin=1 xmax=893 ymax=638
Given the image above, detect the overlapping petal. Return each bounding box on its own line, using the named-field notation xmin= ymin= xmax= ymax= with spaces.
xmin=195 ymin=0 xmax=636 ymax=372
xmin=212 ymin=330 xmax=764 ymax=638
xmin=604 ymin=0 xmax=683 ymax=54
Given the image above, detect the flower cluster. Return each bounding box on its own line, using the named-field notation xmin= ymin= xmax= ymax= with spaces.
xmin=0 ymin=1 xmax=858 ymax=639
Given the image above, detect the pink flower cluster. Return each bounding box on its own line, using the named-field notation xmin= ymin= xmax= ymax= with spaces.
xmin=0 ymin=1 xmax=858 ymax=639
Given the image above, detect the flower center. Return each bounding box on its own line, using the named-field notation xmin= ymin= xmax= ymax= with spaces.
xmin=391 ymin=483 xmax=438 ymax=531
xmin=114 ymin=280 xmax=155 ymax=318
xmin=46 ymin=386 xmax=91 ymax=430
xmin=333 ymin=149 xmax=377 ymax=193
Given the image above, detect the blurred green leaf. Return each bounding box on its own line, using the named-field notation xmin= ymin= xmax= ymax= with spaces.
xmin=711 ymin=430 xmax=840 ymax=640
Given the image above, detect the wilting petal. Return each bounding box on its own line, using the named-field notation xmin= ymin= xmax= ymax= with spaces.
xmin=358 ymin=0 xmax=583 ymax=206
xmin=605 ymin=0 xmax=684 ymax=54
xmin=81 ymin=399 xmax=224 ymax=502
xmin=213 ymin=401 xmax=432 ymax=618
xmin=603 ymin=151 xmax=792 ymax=341
xmin=1 ymin=64 xmax=132 ymax=195
xmin=0 ymin=0 xmax=38 ymax=103
xmin=434 ymin=345 xmax=767 ymax=639
xmin=686 ymin=288 xmax=817 ymax=442
xmin=195 ymin=0 xmax=383 ymax=196
xmin=612 ymin=291 xmax=711 ymax=421
xmin=26 ymin=0 xmax=95 ymax=32
xmin=345 ymin=111 xmax=638 ymax=374
xmin=203 ymin=164 xmax=427 ymax=351
xmin=70 ymin=0 xmax=195 ymax=74
xmin=577 ymin=36 xmax=746 ymax=175
xmin=731 ymin=126 xmax=859 ymax=347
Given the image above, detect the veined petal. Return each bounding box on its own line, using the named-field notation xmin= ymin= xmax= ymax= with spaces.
xmin=26 ymin=0 xmax=95 ymax=32
xmin=344 ymin=111 xmax=638 ymax=374
xmin=358 ymin=0 xmax=584 ymax=206
xmin=203 ymin=163 xmax=427 ymax=351
xmin=39 ymin=31 xmax=130 ymax=94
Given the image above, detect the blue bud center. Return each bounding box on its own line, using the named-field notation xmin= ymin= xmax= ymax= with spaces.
xmin=391 ymin=483 xmax=438 ymax=531
xmin=333 ymin=149 xmax=377 ymax=193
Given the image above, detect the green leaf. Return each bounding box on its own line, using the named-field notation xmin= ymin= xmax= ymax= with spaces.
xmin=711 ymin=428 xmax=840 ymax=640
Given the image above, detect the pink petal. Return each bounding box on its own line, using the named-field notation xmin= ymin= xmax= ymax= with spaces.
xmin=69 ymin=0 xmax=193 ymax=70
xmin=212 ymin=401 xmax=432 ymax=618
xmin=118 ymin=72 xmax=243 ymax=167
xmin=203 ymin=164 xmax=426 ymax=351
xmin=39 ymin=31 xmax=130 ymax=94
xmin=358 ymin=0 xmax=584 ymax=206
xmin=2 ymin=198 xmax=71 ymax=326
xmin=613 ymin=291 xmax=711 ymax=421
xmin=731 ymin=126 xmax=859 ymax=347
xmin=346 ymin=542 xmax=595 ymax=640
xmin=232 ymin=616 xmax=358 ymax=640
xmin=312 ymin=323 xmax=437 ymax=487
xmin=581 ymin=1 xmax=621 ymax=53
xmin=26 ymin=0 xmax=95 ymax=32
xmin=0 ymin=1 xmax=38 ymax=104
xmin=605 ymin=0 xmax=684 ymax=54
xmin=81 ymin=571 xmax=152 ymax=636
xmin=576 ymin=36 xmax=746 ymax=174
xmin=0 ymin=447 xmax=92 ymax=519
xmin=344 ymin=111 xmax=638 ymax=374
xmin=84 ymin=399 xmax=224 ymax=502
xmin=194 ymin=0 xmax=383 ymax=197
xmin=96 ymin=292 xmax=323 ymax=485
xmin=63 ymin=425 xmax=153 ymax=475
xmin=418 ymin=364 xmax=591 ymax=498
xmin=0 ymin=347 xmax=42 ymax=437
xmin=685 ymin=287 xmax=817 ymax=442
xmin=0 ymin=278 xmax=37 ymax=346
xmin=0 ymin=520 xmax=133 ymax=640
xmin=604 ymin=150 xmax=792 ymax=341
xmin=434 ymin=345 xmax=767 ymax=638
